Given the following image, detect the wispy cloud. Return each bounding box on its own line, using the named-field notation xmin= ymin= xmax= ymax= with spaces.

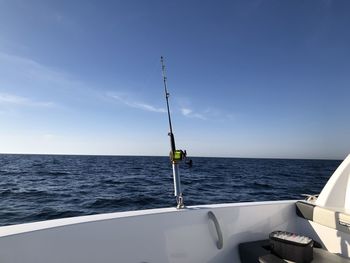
xmin=180 ymin=107 xmax=206 ymax=120
xmin=0 ymin=93 xmax=54 ymax=107
xmin=181 ymin=108 xmax=192 ymax=116
xmin=178 ymin=98 xmax=235 ymax=121
xmin=0 ymin=51 xmax=98 ymax=109
xmin=0 ymin=52 xmax=81 ymax=91
xmin=109 ymin=94 xmax=166 ymax=113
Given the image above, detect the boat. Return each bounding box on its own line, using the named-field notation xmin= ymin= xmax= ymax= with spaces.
xmin=0 ymin=154 xmax=349 ymax=262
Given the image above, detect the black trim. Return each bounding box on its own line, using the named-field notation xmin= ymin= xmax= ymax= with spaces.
xmin=296 ymin=201 xmax=315 ymax=221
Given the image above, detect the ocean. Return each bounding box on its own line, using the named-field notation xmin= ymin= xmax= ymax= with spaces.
xmin=0 ymin=154 xmax=341 ymax=227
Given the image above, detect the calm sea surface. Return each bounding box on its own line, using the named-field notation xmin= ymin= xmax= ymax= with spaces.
xmin=0 ymin=154 xmax=341 ymax=227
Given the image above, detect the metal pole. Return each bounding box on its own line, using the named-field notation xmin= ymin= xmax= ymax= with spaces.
xmin=161 ymin=56 xmax=184 ymax=209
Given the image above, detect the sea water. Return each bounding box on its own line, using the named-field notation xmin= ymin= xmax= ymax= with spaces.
xmin=0 ymin=154 xmax=340 ymax=226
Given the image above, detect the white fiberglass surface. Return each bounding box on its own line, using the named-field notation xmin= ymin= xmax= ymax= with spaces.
xmin=296 ymin=217 xmax=350 ymax=258
xmin=316 ymin=154 xmax=350 ymax=210
xmin=0 ymin=200 xmax=298 ymax=263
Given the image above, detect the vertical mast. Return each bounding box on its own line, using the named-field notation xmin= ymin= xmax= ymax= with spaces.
xmin=161 ymin=56 xmax=185 ymax=209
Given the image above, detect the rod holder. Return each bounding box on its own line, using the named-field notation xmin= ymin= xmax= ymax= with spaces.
xmin=172 ymin=161 xmax=185 ymax=209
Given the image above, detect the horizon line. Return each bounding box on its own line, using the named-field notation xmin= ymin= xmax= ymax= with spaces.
xmin=0 ymin=152 xmax=343 ymax=161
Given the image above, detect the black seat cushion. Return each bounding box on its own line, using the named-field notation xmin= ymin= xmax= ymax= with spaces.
xmin=239 ymin=240 xmax=271 ymax=263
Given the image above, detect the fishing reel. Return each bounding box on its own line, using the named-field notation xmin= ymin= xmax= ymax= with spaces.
xmin=170 ymin=149 xmax=187 ymax=162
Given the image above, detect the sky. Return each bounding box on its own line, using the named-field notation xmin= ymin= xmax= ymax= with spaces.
xmin=0 ymin=0 xmax=349 ymax=159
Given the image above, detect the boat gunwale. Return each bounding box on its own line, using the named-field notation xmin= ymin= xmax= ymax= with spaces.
xmin=0 ymin=199 xmax=298 ymax=238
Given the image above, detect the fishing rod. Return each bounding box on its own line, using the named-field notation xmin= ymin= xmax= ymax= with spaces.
xmin=161 ymin=56 xmax=186 ymax=209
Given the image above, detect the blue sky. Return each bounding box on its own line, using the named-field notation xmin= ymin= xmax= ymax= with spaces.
xmin=0 ymin=0 xmax=349 ymax=159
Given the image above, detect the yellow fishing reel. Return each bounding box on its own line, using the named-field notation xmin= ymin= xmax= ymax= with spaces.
xmin=170 ymin=150 xmax=186 ymax=162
